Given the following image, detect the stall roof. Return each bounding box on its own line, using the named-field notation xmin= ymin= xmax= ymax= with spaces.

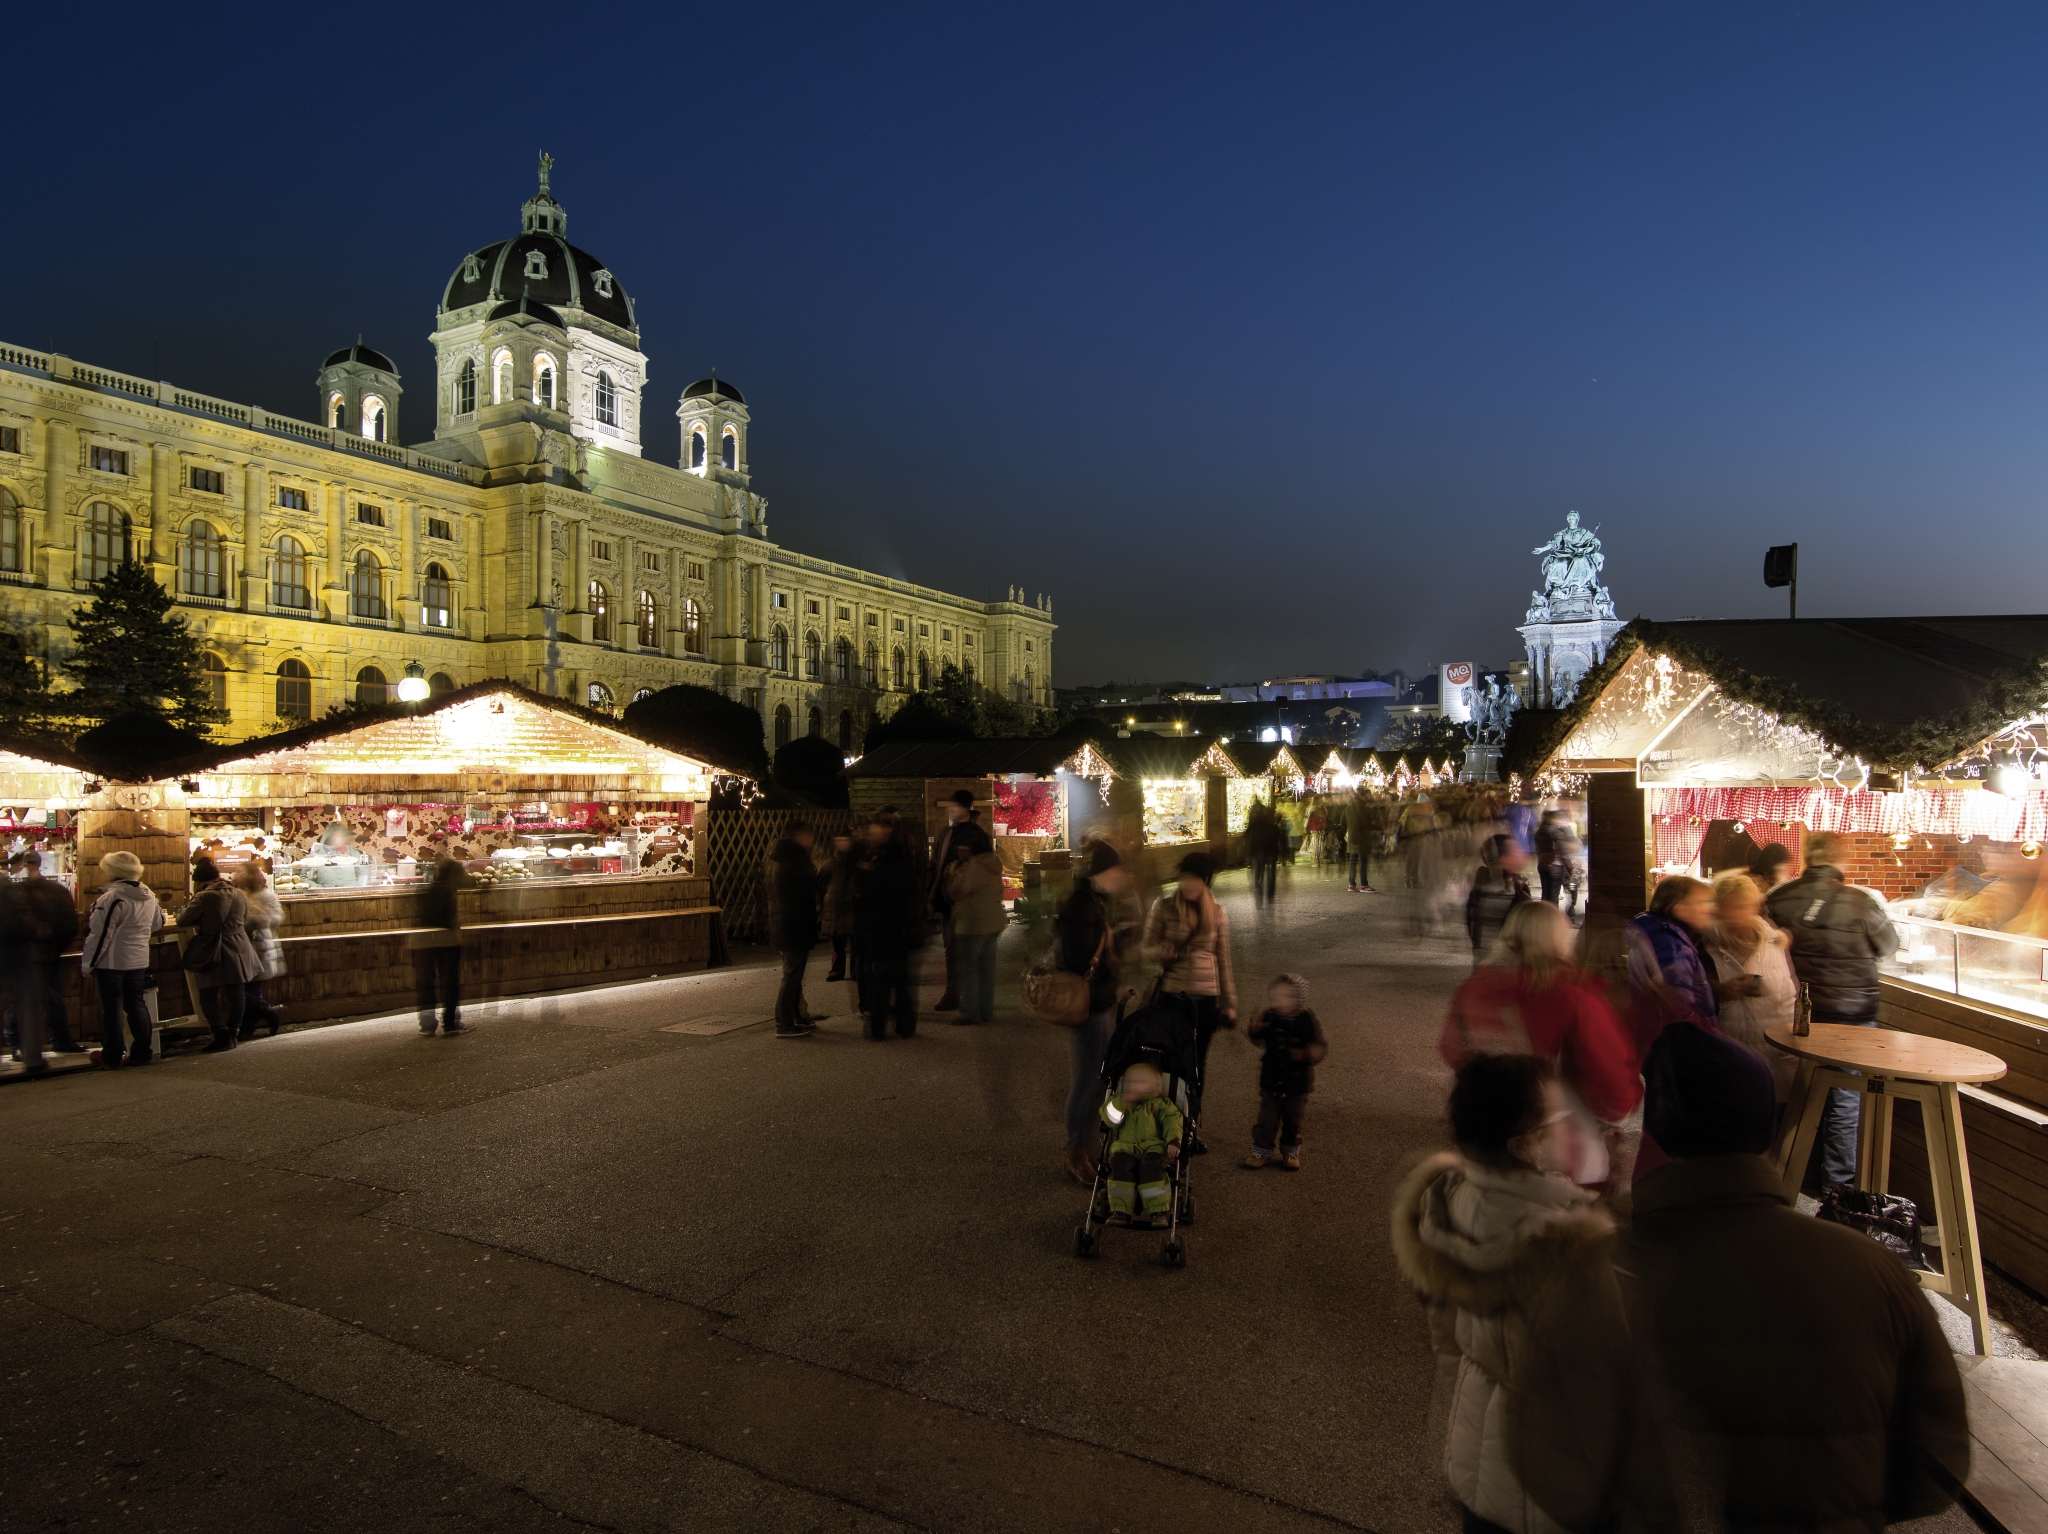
xmin=845 ymin=738 xmax=1085 ymax=779
xmin=1541 ymin=616 xmax=2048 ymax=777
xmin=1099 ymin=735 xmax=1225 ymax=781
xmin=166 ymin=682 xmax=715 ymax=801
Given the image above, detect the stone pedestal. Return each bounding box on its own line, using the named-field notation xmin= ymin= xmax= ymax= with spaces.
xmin=1519 ymin=614 xmax=1628 ymax=709
xmin=1464 ymin=744 xmax=1502 ymax=783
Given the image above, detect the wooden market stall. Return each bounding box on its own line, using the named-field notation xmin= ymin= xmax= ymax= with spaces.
xmin=140 ymin=682 xmax=721 ymax=1023
xmin=1537 ymin=614 xmax=2048 ymax=1293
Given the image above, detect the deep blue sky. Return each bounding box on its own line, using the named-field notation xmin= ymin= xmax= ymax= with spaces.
xmin=9 ymin=3 xmax=2048 ymax=685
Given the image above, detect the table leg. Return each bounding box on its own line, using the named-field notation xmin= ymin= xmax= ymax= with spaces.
xmin=1777 ymin=1064 xmax=1829 ymax=1201
xmin=1856 ymin=1085 xmax=1894 ymax=1194
xmin=1933 ymin=1081 xmax=1993 ymax=1356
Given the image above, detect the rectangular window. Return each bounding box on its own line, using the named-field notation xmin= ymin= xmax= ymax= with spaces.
xmin=90 ymin=446 xmax=127 ymax=475
xmin=642 ymin=551 xmax=660 ymax=570
xmin=591 ymin=539 xmax=612 ymax=561
xmin=357 ymin=504 xmax=385 ymax=526
xmin=942 ymin=628 xmax=952 ymax=641
xmin=277 ymin=487 xmax=309 ymax=511
xmin=687 ymin=560 xmax=705 ymax=580
xmin=426 ymin=516 xmax=452 ymax=541
xmin=836 ymin=605 xmax=850 ymax=621
xmin=893 ymin=618 xmax=905 ymax=632
xmin=1025 ymin=640 xmax=1034 ymax=652
xmin=866 ymin=613 xmax=878 ymax=627
xmin=189 ymin=467 xmax=224 ymax=495
xmin=0 ymin=427 xmax=18 ymax=455
xmin=771 ymin=591 xmax=787 ymax=609
xmin=918 ymin=623 xmax=929 ymax=637
xmin=964 ymin=634 xmax=975 ymax=647
xmin=807 ymin=599 xmax=820 ymax=615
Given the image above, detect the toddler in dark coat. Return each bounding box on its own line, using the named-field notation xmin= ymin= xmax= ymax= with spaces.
xmin=1244 ymin=973 xmax=1327 ymax=1171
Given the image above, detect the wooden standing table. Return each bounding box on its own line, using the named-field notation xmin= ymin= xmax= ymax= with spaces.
xmin=1767 ymin=1023 xmax=2007 ymax=1354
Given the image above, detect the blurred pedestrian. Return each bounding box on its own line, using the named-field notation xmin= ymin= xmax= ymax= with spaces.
xmin=0 ymin=872 xmax=42 ymax=1073
xmin=767 ymin=820 xmax=820 ymax=1039
xmin=1345 ymin=788 xmax=1376 ymax=892
xmin=1628 ymin=1019 xmax=1966 ymax=1528
xmin=1441 ymin=900 xmax=1642 ymax=1187
xmin=1765 ymin=831 xmax=1899 ymax=1186
xmin=411 ymin=857 xmax=469 ymax=1036
xmin=1703 ymin=869 xmax=1799 ymax=1110
xmin=81 ymin=851 xmax=163 ymax=1068
xmin=1244 ymin=799 xmax=1281 ymax=908
xmin=1392 ymin=1054 xmax=1629 ymax=1534
xmin=1242 ymin=973 xmax=1326 ymax=1171
xmin=853 ymin=814 xmax=923 ymax=1040
xmin=1747 ymin=841 xmax=1793 ymax=896
xmin=943 ymin=820 xmax=1002 ymax=1024
xmin=176 ymin=857 xmax=259 ymax=1053
xmin=1534 ymin=809 xmax=1578 ymax=907
xmin=1142 ymin=850 xmax=1237 ymax=1145
xmin=10 ymin=852 xmax=81 ymax=1057
xmin=821 ymin=829 xmax=858 ymax=982
xmin=1057 ymin=840 xmax=1130 ymax=1183
xmin=1306 ymin=800 xmax=1328 ymax=868
xmin=1626 ymin=875 xmax=1719 ymax=1042
xmin=928 ymin=788 xmax=980 ymax=1011
xmin=233 ymin=861 xmax=286 ymax=1038
xmin=1325 ymin=802 xmax=1348 ymax=880
xmin=1464 ymin=833 xmax=1531 ymax=967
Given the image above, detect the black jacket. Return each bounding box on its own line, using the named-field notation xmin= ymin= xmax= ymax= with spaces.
xmin=1765 ymin=865 xmax=1899 ymax=1021
xmin=1251 ymin=1007 xmax=1327 ymax=1096
xmin=19 ymin=875 xmax=78 ymax=952
xmin=853 ymin=838 xmax=922 ymax=955
xmin=1055 ymin=878 xmax=1120 ymax=1016
xmin=767 ymin=838 xmax=820 ymax=951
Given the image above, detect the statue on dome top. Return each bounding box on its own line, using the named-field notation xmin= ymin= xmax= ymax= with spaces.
xmin=538 ymin=150 xmax=554 ymax=196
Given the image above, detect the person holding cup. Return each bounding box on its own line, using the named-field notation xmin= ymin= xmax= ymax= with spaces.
xmin=1702 ymin=868 xmax=1800 ymax=1114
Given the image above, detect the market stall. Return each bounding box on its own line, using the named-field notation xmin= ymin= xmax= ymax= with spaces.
xmin=148 ymin=682 xmax=720 ymax=1021
xmin=1537 ymin=615 xmax=2048 ymax=1293
xmin=1097 ymin=736 xmax=1224 ymax=855
xmin=0 ymin=738 xmax=92 ymax=892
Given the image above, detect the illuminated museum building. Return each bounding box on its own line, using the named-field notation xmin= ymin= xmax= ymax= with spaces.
xmin=0 ymin=165 xmax=1055 ymax=746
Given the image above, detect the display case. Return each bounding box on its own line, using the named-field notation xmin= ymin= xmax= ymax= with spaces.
xmin=1142 ymin=778 xmax=1205 ymax=845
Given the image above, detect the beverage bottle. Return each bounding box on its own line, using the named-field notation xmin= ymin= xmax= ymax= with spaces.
xmin=1793 ymin=980 xmax=1813 ymax=1037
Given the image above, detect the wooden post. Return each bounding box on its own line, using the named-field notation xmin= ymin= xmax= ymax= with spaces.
xmin=1582 ymin=771 xmax=1647 ymax=975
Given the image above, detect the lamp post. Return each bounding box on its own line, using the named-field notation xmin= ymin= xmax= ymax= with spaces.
xmin=397 ymin=660 xmax=430 ymax=704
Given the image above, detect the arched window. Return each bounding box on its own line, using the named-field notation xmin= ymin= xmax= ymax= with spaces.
xmin=682 ymin=597 xmax=704 ymax=654
xmin=271 ymin=535 xmax=309 ymax=609
xmin=428 ymin=671 xmax=456 ymax=695
xmin=891 ymin=647 xmax=906 ymax=690
xmin=632 ymin=687 xmax=656 ymax=703
xmin=492 ymin=349 xmax=513 ymax=405
xmin=0 ymin=487 xmax=21 ymax=573
xmin=350 ymin=549 xmax=385 ymax=619
xmin=863 ymin=641 xmax=878 ymax=688
xmin=202 ymin=652 xmax=227 ymax=710
xmin=355 ymin=665 xmax=388 ymax=707
xmin=838 ymin=709 xmax=854 ymax=750
xmin=422 ymin=563 xmax=452 ymax=628
xmin=962 ymin=660 xmax=974 ymax=686
xmin=595 ymin=372 xmax=618 ymax=427
xmin=1024 ymin=667 xmax=1035 ymax=702
xmin=720 ymin=426 xmax=737 ymax=470
xmin=807 ymin=706 xmax=823 ymax=738
xmin=360 ymin=396 xmax=387 ymax=442
xmin=181 ymin=520 xmax=226 ymax=598
xmin=456 ymin=358 xmax=476 ymax=416
xmin=916 ymin=651 xmax=930 ymax=691
xmin=535 ymin=359 xmax=555 ymax=411
xmin=690 ymin=427 xmax=706 ymax=470
xmin=589 ymin=580 xmax=611 ymax=643
xmin=588 ymin=682 xmax=615 ymax=714
xmin=83 ymin=502 xmax=130 ymax=581
xmin=773 ymin=703 xmax=792 ymax=749
xmin=330 ymin=395 xmax=346 ymax=429
xmin=833 ymin=637 xmax=851 ymax=684
xmin=803 ymin=631 xmax=820 ymax=679
xmin=769 ymin=625 xmax=788 ymax=673
xmin=276 ymin=658 xmax=312 ymax=720
xmin=636 ymin=590 xmax=658 ymax=648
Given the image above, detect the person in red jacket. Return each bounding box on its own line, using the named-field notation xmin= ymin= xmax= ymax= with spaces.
xmin=1440 ymin=900 xmax=1641 ymax=1185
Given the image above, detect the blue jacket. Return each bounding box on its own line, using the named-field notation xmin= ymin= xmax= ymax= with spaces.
xmin=1626 ymin=911 xmax=1718 ymax=1026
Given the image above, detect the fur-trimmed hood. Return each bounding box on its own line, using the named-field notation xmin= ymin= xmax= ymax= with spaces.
xmin=1390 ymin=1152 xmax=1613 ymax=1313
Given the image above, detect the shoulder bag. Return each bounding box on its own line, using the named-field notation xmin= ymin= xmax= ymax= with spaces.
xmin=1023 ymin=925 xmax=1109 ymax=1027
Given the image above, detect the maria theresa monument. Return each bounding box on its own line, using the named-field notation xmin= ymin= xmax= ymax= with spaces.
xmin=1517 ymin=511 xmax=1626 ymax=708
xmin=0 ymin=159 xmax=1056 ymax=747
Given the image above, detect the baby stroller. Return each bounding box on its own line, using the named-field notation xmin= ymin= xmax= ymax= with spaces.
xmin=1074 ymin=1001 xmax=1199 ymax=1268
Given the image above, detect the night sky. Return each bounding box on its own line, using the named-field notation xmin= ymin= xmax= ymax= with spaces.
xmin=9 ymin=4 xmax=2048 ymax=686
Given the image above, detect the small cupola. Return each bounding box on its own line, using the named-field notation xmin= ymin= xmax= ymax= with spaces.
xmin=522 ymin=150 xmax=568 ymax=238
xmin=317 ymin=340 xmax=402 ymax=443
xmin=678 ymin=373 xmax=750 ymax=480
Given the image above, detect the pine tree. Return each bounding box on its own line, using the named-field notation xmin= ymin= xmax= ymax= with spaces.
xmin=0 ymin=624 xmax=55 ymax=732
xmin=64 ymin=561 xmax=229 ymax=730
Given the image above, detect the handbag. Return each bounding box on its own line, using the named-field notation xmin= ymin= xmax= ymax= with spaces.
xmin=1817 ymin=1186 xmax=1928 ymax=1269
xmin=1023 ymin=927 xmax=1109 ymax=1027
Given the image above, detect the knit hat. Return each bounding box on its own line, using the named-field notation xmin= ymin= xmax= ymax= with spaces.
xmin=1177 ymin=850 xmax=1217 ymax=884
xmin=947 ymin=788 xmax=976 ymax=809
xmin=1643 ymin=1021 xmax=1776 ymax=1158
xmin=99 ymin=851 xmax=143 ymax=880
xmin=1083 ymin=840 xmax=1123 ymax=876
xmin=1272 ymin=972 xmax=1309 ymax=1005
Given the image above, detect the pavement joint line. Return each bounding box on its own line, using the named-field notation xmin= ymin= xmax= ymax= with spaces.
xmin=151 ymin=1289 xmax=920 ymax=1533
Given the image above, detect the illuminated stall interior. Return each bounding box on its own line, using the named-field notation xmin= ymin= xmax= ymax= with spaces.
xmin=0 ymin=740 xmax=92 ymax=891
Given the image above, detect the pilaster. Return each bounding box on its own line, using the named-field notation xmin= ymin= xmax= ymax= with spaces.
xmin=240 ymin=461 xmax=266 ymax=611
xmin=40 ymin=418 xmax=71 ymax=590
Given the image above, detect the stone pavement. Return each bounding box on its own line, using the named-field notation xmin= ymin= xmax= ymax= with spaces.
xmin=0 ymin=864 xmax=1997 ymax=1531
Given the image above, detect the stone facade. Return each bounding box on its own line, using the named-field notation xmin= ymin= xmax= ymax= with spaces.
xmin=0 ymin=167 xmax=1055 ymax=751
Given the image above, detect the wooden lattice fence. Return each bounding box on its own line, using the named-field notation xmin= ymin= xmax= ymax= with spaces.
xmin=704 ymin=807 xmax=863 ymax=942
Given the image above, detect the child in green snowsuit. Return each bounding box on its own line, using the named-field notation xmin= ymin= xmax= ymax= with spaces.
xmin=1100 ymin=1063 xmax=1185 ymax=1226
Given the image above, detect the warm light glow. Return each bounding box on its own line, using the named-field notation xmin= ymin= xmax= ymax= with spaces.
xmin=396 ymin=676 xmax=431 ymax=702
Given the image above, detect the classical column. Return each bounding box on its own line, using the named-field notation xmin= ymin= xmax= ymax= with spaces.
xmin=397 ymin=498 xmax=417 ymax=632
xmin=324 ymin=481 xmax=347 ymax=611
xmin=41 ymin=418 xmax=71 ymax=589
xmin=465 ymin=511 xmax=485 ymax=642
xmin=241 ymin=462 xmax=266 ymax=611
xmin=531 ymin=511 xmax=551 ymax=607
xmin=618 ymin=532 xmax=637 ymax=641
xmin=568 ymin=519 xmax=589 ymax=644
xmin=670 ymin=544 xmax=690 ymax=657
xmin=148 ymin=442 xmax=174 ymax=574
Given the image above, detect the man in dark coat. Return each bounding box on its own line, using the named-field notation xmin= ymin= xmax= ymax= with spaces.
xmin=8 ymin=853 xmax=81 ymax=1057
xmin=766 ymin=822 xmax=820 ymax=1039
xmin=1765 ymin=831 xmax=1900 ymax=1184
xmin=853 ymin=815 xmax=923 ymax=1039
xmin=927 ymin=788 xmax=979 ymax=1011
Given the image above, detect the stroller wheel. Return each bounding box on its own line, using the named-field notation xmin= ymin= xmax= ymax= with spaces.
xmin=1074 ymin=1226 xmax=1099 ymax=1260
xmin=1160 ymin=1238 xmax=1187 ymax=1269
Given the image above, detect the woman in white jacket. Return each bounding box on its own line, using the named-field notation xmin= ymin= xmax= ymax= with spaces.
xmin=233 ymin=861 xmax=287 ymax=1038
xmin=1392 ymin=1054 xmax=1641 ymax=1534
xmin=81 ymin=851 xmax=165 ymax=1067
xmin=1702 ymin=869 xmax=1800 ymax=1123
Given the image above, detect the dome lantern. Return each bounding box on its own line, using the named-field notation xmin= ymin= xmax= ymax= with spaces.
xmin=317 ymin=338 xmax=401 ymax=444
